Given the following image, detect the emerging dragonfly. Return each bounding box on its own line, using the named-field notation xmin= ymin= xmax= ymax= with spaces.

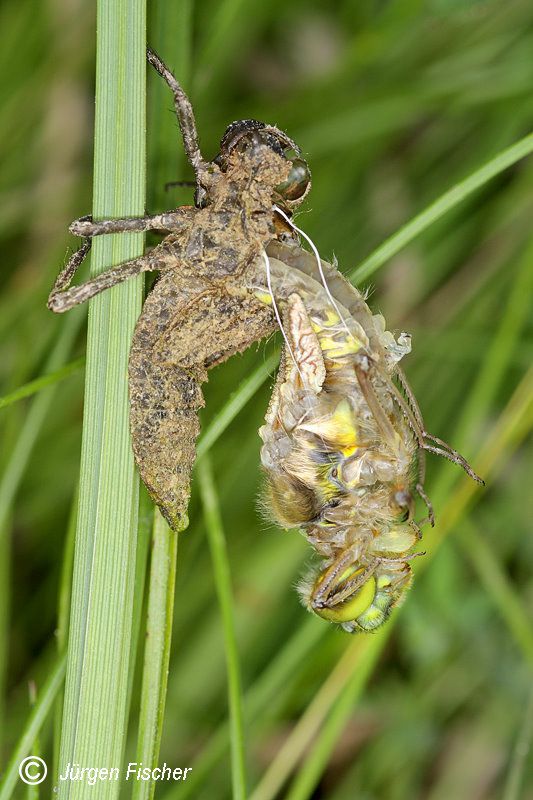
xmin=48 ymin=48 xmax=483 ymax=632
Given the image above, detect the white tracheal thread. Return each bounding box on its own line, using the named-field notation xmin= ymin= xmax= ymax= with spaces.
xmin=262 ymin=249 xmax=304 ymax=382
xmin=273 ymin=205 xmax=354 ymax=344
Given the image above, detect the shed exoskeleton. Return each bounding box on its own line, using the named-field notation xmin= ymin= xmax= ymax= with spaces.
xmin=48 ymin=48 xmax=313 ymax=532
xmin=48 ymin=47 xmax=482 ymax=631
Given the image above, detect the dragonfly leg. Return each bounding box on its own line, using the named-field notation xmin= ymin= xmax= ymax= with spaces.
xmin=415 ymin=482 xmax=435 ymax=527
xmin=147 ymin=47 xmax=208 ymax=203
xmin=310 ymin=546 xmax=375 ymax=611
xmin=422 ymin=442 xmax=484 ymax=485
xmin=48 ymin=242 xmax=173 ymax=313
xmin=69 ymin=208 xmax=191 ymax=238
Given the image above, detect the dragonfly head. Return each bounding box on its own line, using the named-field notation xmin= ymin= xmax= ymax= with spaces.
xmin=216 ymin=119 xmax=311 ymax=209
xmin=308 ymin=565 xmax=378 ymax=628
xmin=304 ymin=561 xmax=413 ymax=632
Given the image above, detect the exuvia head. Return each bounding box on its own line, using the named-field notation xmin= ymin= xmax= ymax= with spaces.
xmin=146 ymin=49 xmax=311 ymax=211
xmin=215 ymin=119 xmax=311 ymax=209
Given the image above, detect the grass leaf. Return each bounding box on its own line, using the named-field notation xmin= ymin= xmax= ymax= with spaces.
xmin=198 ymin=455 xmax=247 ymax=800
xmin=56 ymin=1 xmax=146 ymax=796
xmin=350 ymin=131 xmax=533 ymax=284
xmin=0 ymin=358 xmax=84 ymax=411
xmin=0 ymin=657 xmax=66 ymax=800
xmin=132 ymin=512 xmax=177 ymax=800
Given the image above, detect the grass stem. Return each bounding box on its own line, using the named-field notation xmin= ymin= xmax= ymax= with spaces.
xmin=56 ymin=2 xmax=146 ymax=796
xmin=198 ymin=455 xmax=247 ymax=800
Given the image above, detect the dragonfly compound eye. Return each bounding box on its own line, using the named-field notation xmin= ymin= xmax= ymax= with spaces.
xmin=305 ymin=560 xmax=414 ymax=632
xmin=310 ymin=566 xmax=377 ymax=625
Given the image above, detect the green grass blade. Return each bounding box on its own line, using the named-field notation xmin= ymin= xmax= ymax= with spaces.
xmin=441 ymin=233 xmax=533 ymax=453
xmin=25 ymin=682 xmax=40 ymax=800
xmin=0 ymin=656 xmax=66 ymax=800
xmin=283 ymin=638 xmax=384 ymax=800
xmin=0 ymin=314 xmax=83 ymax=740
xmin=126 ymin=486 xmax=155 ymax=716
xmin=147 ymin=0 xmax=193 ymax=202
xmin=249 ymin=636 xmax=381 ymax=800
xmin=349 ymin=131 xmax=533 ymax=284
xmin=56 ymin=1 xmax=146 ymax=797
xmin=502 ymin=686 xmax=533 ymax=800
xmin=53 ymin=488 xmax=78 ymax=781
xmin=175 ymin=618 xmax=324 ymax=800
xmin=0 ymin=313 xmax=83 ymax=537
xmin=0 ymin=513 xmax=9 ymax=755
xmin=457 ymin=520 xmax=533 ymax=670
xmin=132 ymin=511 xmax=177 ymax=800
xmin=0 ymin=357 xmax=84 ymax=411
xmin=198 ymin=455 xmax=247 ymax=800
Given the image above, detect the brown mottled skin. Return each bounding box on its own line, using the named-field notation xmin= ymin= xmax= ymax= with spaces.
xmin=49 ymin=142 xmax=295 ymax=531
xmin=128 ymin=150 xmax=293 ymax=530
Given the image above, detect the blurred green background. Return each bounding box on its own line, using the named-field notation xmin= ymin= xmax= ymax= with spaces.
xmin=1 ymin=0 xmax=533 ymax=798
